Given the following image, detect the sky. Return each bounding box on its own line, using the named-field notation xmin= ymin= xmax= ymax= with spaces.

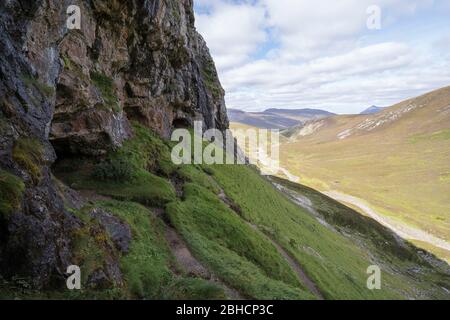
xmin=194 ymin=0 xmax=450 ymax=114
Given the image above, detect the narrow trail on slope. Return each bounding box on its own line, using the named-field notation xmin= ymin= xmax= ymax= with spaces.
xmin=211 ymin=177 xmax=324 ymax=300
xmin=151 ymin=207 xmax=212 ymax=279
xmin=324 ymin=191 xmax=450 ymax=253
xmin=78 ymin=186 xmax=243 ymax=299
xmin=166 ymin=228 xmax=243 ymax=299
xmin=165 ymin=178 xmax=244 ymax=300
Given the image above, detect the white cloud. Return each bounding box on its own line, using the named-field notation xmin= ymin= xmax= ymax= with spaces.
xmin=194 ymin=0 xmax=450 ymax=113
xmin=196 ymin=1 xmax=267 ymax=70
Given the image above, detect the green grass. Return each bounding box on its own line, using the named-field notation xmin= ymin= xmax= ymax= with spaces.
xmin=69 ymin=208 xmax=119 ymax=288
xmin=207 ymin=165 xmax=450 ymax=299
xmin=12 ymin=138 xmax=43 ymax=184
xmin=176 ymin=165 xmax=221 ymax=194
xmin=1 ymin=200 xmax=226 ymax=300
xmin=56 ymin=125 xmax=315 ymax=299
xmin=20 ymin=74 xmax=55 ymax=97
xmin=166 ymin=182 xmax=314 ymax=299
xmin=56 ymin=124 xmax=176 ymax=206
xmin=90 ymin=71 xmax=121 ymax=112
xmin=163 ymin=277 xmax=227 ymax=300
xmin=409 ymin=129 xmax=450 ymax=144
xmin=92 ymin=159 xmax=133 ymax=182
xmin=200 ymin=60 xmax=223 ymax=99
xmin=97 ymin=200 xmax=226 ymax=299
xmin=0 ymin=170 xmax=25 ymax=219
xmin=95 ymin=201 xmax=173 ymax=298
xmin=49 ymin=124 xmax=449 ymax=300
xmin=273 ymin=177 xmax=420 ymax=262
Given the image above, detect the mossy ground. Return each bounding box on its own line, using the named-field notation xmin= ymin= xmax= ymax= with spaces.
xmin=0 ymin=170 xmax=25 ymax=219
xmin=55 ymin=124 xmax=176 ymax=207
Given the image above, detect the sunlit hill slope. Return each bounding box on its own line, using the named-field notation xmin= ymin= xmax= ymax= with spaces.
xmin=270 ymin=86 xmax=450 ymax=261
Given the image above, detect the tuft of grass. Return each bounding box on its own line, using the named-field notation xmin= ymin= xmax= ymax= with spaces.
xmin=20 ymin=74 xmax=55 ymax=97
xmin=115 ymin=124 xmax=177 ymax=177
xmin=61 ymin=54 xmax=87 ymax=81
xmin=92 ymin=159 xmax=133 ymax=182
xmin=61 ymin=54 xmax=73 ymax=70
xmin=163 ymin=278 xmax=227 ymax=300
xmin=0 ymin=170 xmax=25 ymax=219
xmin=176 ymin=165 xmax=221 ymax=194
xmin=90 ymin=71 xmax=121 ymax=112
xmin=12 ymin=138 xmax=44 ymax=184
xmin=201 ymin=60 xmax=223 ymax=99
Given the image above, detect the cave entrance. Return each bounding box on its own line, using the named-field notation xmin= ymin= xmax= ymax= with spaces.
xmin=172 ymin=118 xmax=191 ymax=129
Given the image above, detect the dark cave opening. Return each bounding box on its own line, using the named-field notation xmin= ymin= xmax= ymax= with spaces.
xmin=172 ymin=118 xmax=191 ymax=129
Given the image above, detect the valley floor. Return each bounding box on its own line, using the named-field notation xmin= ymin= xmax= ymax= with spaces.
xmin=323 ymin=191 xmax=450 ymax=254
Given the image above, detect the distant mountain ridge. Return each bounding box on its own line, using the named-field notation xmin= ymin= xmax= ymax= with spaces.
xmin=265 ymin=108 xmax=335 ymax=116
xmin=360 ymin=106 xmax=385 ymax=115
xmin=228 ymin=108 xmax=335 ymax=129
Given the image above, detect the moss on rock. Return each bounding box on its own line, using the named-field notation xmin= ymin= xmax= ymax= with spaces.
xmin=0 ymin=170 xmax=25 ymax=219
xmin=90 ymin=71 xmax=121 ymax=113
xmin=20 ymin=74 xmax=55 ymax=97
xmin=12 ymin=137 xmax=44 ymax=184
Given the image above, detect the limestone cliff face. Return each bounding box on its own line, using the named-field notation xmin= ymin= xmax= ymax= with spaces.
xmin=0 ymin=0 xmax=228 ymax=288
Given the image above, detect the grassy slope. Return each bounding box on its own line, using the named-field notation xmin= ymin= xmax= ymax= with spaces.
xmin=5 ymin=123 xmax=448 ymax=299
xmin=270 ymin=176 xmax=450 ymax=297
xmin=233 ymin=87 xmax=450 ymax=261
xmin=50 ymin=124 xmax=314 ymax=299
xmin=166 ymin=182 xmax=314 ymax=299
xmin=210 ymin=165 xmax=450 ymax=299
xmin=0 ymin=199 xmax=226 ymax=300
xmin=280 ymin=126 xmax=450 ymax=242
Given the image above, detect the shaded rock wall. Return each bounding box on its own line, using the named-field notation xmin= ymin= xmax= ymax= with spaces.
xmin=0 ymin=0 xmax=228 ymax=288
